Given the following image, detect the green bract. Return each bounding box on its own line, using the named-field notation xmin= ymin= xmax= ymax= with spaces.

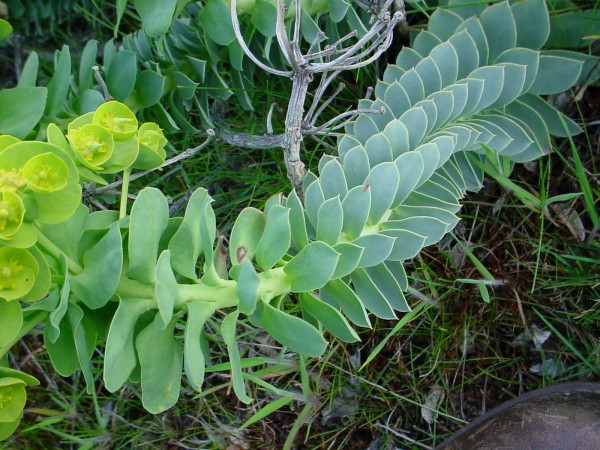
xmin=0 ymin=378 xmax=26 ymax=423
xmin=92 ymin=101 xmax=138 ymax=141
xmin=22 ymin=153 xmax=69 ymax=193
xmin=0 ymin=246 xmax=38 ymax=301
xmin=0 ymin=192 xmax=25 ymax=240
xmin=0 ymin=19 xmax=12 ymax=42
xmin=0 ymin=169 xmax=25 ymax=194
xmin=0 ymin=299 xmax=22 ymax=347
xmin=0 ymin=368 xmax=39 ymax=441
xmin=134 ymin=123 xmax=167 ymax=169
xmin=0 ymin=142 xmax=82 ymax=227
xmin=0 ymin=377 xmax=26 ymax=441
xmin=0 ymin=136 xmax=20 ymax=153
xmin=67 ymin=124 xmax=115 ymax=170
xmin=0 ymin=417 xmax=20 ymax=442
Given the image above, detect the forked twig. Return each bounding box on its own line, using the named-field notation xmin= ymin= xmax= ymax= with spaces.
xmin=223 ymin=0 xmax=406 ymax=195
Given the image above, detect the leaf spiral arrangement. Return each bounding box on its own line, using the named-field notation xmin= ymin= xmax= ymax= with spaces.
xmin=0 ymin=0 xmax=597 ymax=436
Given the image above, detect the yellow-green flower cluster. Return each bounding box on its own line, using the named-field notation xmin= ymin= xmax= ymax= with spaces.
xmin=0 ymin=101 xmax=171 ymax=441
xmin=0 ymin=140 xmax=81 ymax=248
xmin=66 ymin=101 xmax=167 ymax=174
xmin=67 ymin=124 xmax=114 ymax=171
xmin=0 ymin=377 xmax=26 ymax=440
xmin=0 ymin=368 xmax=39 ymax=441
xmin=0 ymin=247 xmax=39 ymax=302
xmin=0 ymin=136 xmax=81 ymax=303
xmin=0 ymin=146 xmax=63 ymax=303
xmin=0 ymin=101 xmax=167 ymax=303
xmin=0 ymin=169 xmax=25 ymax=193
xmin=0 ymin=192 xmax=25 ymax=240
xmin=22 ymin=153 xmax=69 ymax=193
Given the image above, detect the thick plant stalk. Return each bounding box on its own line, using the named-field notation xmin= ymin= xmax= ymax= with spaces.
xmin=283 ymin=72 xmax=312 ymax=192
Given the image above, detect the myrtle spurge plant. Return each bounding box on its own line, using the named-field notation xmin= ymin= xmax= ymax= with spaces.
xmin=0 ymin=0 xmax=596 ymax=441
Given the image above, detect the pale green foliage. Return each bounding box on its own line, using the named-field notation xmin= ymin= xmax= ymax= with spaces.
xmin=118 ymin=0 xmax=377 ymax=128
xmin=0 ymin=0 xmax=597 ymax=441
xmin=69 ymin=0 xmax=590 ymax=413
xmin=0 ymin=88 xmax=47 ymax=139
xmin=300 ymin=0 xmax=588 ymax=329
xmin=0 ymin=367 xmax=38 ymax=440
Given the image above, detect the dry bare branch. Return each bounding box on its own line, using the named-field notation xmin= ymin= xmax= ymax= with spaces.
xmin=221 ymin=0 xmax=406 ymax=194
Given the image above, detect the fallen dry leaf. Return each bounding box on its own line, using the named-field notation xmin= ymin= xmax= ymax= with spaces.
xmin=421 ymin=385 xmax=445 ymax=425
xmin=548 ymin=202 xmax=587 ymax=242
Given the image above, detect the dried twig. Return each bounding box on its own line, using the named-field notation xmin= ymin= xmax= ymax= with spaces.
xmin=224 ymin=0 xmax=406 ymax=194
xmin=305 ymin=107 xmax=385 ymax=136
xmin=93 ymin=65 xmax=113 ymax=101
xmin=230 ymin=0 xmax=292 ymax=77
xmin=93 ymin=130 xmax=215 ymax=195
